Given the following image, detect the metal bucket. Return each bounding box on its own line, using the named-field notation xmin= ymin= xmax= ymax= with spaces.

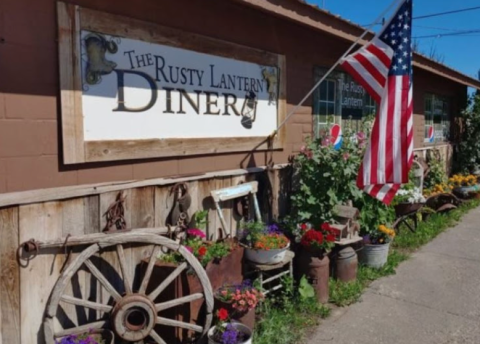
xmin=358 ymin=243 xmax=390 ymax=269
xmin=245 ymin=243 xmax=290 ymax=265
xmin=208 ymin=322 xmax=252 ymax=344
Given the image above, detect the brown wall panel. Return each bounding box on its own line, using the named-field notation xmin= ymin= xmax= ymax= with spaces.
xmin=0 ymin=0 xmax=469 ymax=193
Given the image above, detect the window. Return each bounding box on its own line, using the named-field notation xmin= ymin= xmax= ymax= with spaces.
xmin=424 ymin=94 xmax=450 ymax=143
xmin=317 ymin=79 xmax=337 ymax=126
xmin=313 ymin=67 xmax=377 ymax=137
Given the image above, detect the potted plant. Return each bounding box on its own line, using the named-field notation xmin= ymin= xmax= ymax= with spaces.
xmin=241 ymin=222 xmax=290 ymax=265
xmin=358 ymin=224 xmax=395 ymax=269
xmin=145 ymin=226 xmax=240 ymax=343
xmin=392 ymin=183 xmax=426 ymax=217
xmin=215 ymin=280 xmax=264 ymax=329
xmin=56 ymin=329 xmax=113 ymax=344
xmin=296 ymin=223 xmax=336 ymax=303
xmin=208 ymin=308 xmax=252 ymax=344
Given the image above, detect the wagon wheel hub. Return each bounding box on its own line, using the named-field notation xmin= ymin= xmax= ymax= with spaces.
xmin=111 ymin=294 xmax=157 ymax=341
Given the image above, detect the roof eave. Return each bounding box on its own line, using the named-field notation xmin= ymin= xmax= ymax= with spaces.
xmin=230 ymin=0 xmax=480 ymax=90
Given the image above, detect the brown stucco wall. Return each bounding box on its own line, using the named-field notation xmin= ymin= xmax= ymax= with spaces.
xmin=0 ymin=0 xmax=469 ymax=193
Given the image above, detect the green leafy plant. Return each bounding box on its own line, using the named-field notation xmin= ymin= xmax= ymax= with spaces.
xmin=193 ymin=210 xmax=209 ymax=231
xmin=298 ymin=275 xmax=315 ymax=300
xmin=424 ymin=149 xmax=447 ymax=189
xmin=159 ymin=229 xmax=230 ymax=267
xmin=454 ymin=95 xmax=480 ymax=173
xmin=291 ymin=126 xmax=366 ymax=225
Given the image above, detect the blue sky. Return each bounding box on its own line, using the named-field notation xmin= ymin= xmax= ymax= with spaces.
xmin=308 ymin=0 xmax=480 ymax=80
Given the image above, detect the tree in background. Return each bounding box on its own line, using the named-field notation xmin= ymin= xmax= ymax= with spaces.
xmin=454 ymin=95 xmax=480 ymax=173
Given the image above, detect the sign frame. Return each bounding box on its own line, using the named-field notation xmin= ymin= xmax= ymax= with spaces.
xmin=57 ymin=2 xmax=287 ymax=164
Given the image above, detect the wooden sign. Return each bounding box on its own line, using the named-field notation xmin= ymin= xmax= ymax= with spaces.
xmin=57 ymin=3 xmax=286 ymax=164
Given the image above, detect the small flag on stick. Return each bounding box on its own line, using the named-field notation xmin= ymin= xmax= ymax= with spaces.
xmin=341 ymin=0 xmax=413 ymax=204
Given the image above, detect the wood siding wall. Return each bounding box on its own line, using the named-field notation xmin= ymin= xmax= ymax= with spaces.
xmin=0 ymin=167 xmax=291 ymax=344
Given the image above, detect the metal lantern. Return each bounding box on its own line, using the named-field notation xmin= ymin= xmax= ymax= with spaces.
xmin=411 ymin=159 xmax=425 ymax=191
xmin=241 ymin=91 xmax=258 ymax=129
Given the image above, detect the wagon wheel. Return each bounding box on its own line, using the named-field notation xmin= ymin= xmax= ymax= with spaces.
xmin=43 ymin=232 xmax=213 ymax=344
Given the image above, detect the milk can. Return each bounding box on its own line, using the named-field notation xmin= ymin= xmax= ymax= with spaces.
xmin=335 ymin=246 xmax=358 ymax=282
xmin=297 ymin=250 xmax=330 ymax=303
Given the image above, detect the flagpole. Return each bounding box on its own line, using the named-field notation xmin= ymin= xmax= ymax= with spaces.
xmin=269 ymin=0 xmax=402 ymax=139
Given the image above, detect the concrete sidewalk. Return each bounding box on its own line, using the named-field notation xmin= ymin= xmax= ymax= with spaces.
xmin=310 ymin=206 xmax=480 ymax=344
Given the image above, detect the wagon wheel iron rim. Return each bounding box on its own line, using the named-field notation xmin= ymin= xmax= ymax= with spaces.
xmin=43 ymin=232 xmax=213 ymax=344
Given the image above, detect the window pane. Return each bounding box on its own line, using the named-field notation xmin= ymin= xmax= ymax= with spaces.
xmin=327 ymin=80 xmax=335 ymax=102
xmin=327 ymin=102 xmax=335 ymax=117
xmin=319 ymin=82 xmax=327 ymax=101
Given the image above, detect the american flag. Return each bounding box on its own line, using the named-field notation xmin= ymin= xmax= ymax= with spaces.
xmin=341 ymin=0 xmax=413 ymax=204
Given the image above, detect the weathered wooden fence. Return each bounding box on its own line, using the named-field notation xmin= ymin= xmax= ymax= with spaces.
xmin=0 ymin=165 xmax=292 ymax=344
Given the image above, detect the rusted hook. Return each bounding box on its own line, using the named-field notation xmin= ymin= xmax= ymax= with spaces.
xmin=17 ymin=239 xmax=40 ymax=267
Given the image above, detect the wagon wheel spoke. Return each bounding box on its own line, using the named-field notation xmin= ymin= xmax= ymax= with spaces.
xmin=60 ymin=295 xmax=113 ymax=313
xmin=149 ymin=329 xmax=167 ymax=344
xmin=148 ymin=262 xmax=187 ymax=301
xmin=155 ymin=293 xmax=204 ymax=312
xmin=55 ymin=320 xmax=107 ymax=337
xmin=139 ymin=245 xmax=161 ymax=294
xmin=116 ymin=244 xmax=133 ymax=295
xmin=84 ymin=259 xmax=122 ymax=302
xmin=156 ymin=316 xmax=203 ymax=333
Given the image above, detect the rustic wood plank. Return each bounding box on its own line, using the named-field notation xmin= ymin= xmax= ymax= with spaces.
xmin=130 ymin=187 xmax=156 ymax=290
xmin=98 ymin=191 xmax=130 ymax=309
xmin=220 ymin=177 xmax=233 ymax=237
xmin=0 ymin=164 xmax=289 ymax=208
xmin=0 ymin=207 xmax=20 ymax=344
xmin=230 ymin=175 xmax=247 ymax=237
xmin=61 ymin=198 xmax=87 ymax=328
xmin=83 ymin=195 xmax=100 ymax=235
xmin=154 ymin=185 xmax=173 ymax=228
xmin=85 ymin=137 xmax=283 ymax=163
xmin=197 ymin=179 xmax=216 ymax=240
xmin=57 ymin=2 xmax=85 ymax=164
xmin=19 ymin=202 xmax=63 ymax=344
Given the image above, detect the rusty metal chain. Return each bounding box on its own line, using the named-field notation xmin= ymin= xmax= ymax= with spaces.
xmin=103 ymin=191 xmax=127 ymax=232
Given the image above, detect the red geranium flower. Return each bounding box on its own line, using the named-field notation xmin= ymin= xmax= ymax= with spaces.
xmin=301 ymin=230 xmax=324 ymax=248
xmin=300 ymin=223 xmax=308 ymax=231
xmin=198 ymin=246 xmax=207 ymax=256
xmin=326 ymin=234 xmax=336 ymax=242
xmin=217 ymin=308 xmax=229 ymax=321
xmin=321 ymin=223 xmax=330 ymax=231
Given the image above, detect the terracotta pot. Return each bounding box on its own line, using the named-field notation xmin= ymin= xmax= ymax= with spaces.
xmin=141 ymin=246 xmax=244 ymax=343
xmin=214 ymin=297 xmax=256 ymax=330
xmin=296 ymin=250 xmax=329 ymax=303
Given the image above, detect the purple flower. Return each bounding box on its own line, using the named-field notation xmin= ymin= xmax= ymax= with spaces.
xmin=266 ymin=223 xmax=282 ymax=235
xmin=221 ymin=324 xmax=240 ymax=344
xmin=357 ymin=131 xmax=366 ymax=142
xmin=187 ymin=228 xmax=206 ymax=239
xmin=185 ymin=246 xmax=193 ymax=253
